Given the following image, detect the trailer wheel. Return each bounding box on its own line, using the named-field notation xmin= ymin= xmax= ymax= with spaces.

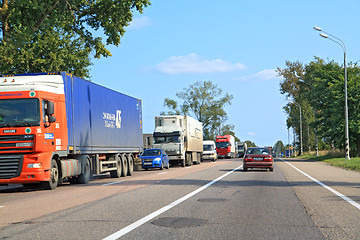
xmin=121 ymin=155 xmax=128 ymax=177
xmin=78 ymin=157 xmax=91 ymax=184
xmin=110 ymin=155 xmax=122 ymax=178
xmin=127 ymin=154 xmax=134 ymax=176
xmin=41 ymin=159 xmax=59 ymax=190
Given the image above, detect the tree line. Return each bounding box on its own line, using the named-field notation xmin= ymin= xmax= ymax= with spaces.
xmin=277 ymin=57 xmax=360 ymax=157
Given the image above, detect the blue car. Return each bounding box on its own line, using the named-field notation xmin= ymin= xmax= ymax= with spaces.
xmin=140 ymin=148 xmax=170 ymax=170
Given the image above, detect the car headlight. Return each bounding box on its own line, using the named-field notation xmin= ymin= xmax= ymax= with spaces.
xmin=154 ymin=157 xmax=161 ymax=161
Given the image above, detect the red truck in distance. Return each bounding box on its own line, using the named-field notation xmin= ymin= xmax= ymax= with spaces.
xmin=215 ymin=135 xmax=236 ymax=158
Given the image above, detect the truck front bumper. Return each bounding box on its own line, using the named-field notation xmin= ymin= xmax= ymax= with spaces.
xmin=0 ymin=153 xmax=52 ymax=184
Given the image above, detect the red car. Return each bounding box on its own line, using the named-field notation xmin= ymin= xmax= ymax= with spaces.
xmin=243 ymin=147 xmax=274 ymax=171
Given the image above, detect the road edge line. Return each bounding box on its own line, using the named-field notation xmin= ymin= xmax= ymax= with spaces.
xmin=281 ymin=159 xmax=360 ymax=211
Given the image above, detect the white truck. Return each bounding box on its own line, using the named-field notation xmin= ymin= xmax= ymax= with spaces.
xmin=153 ymin=115 xmax=203 ymax=167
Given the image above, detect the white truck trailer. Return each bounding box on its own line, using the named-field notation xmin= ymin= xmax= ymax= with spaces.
xmin=153 ymin=115 xmax=203 ymax=167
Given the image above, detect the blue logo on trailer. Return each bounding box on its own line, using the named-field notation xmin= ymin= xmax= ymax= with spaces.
xmin=45 ymin=133 xmax=54 ymax=139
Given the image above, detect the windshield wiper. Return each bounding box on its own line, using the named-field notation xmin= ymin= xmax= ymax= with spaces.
xmin=0 ymin=122 xmax=13 ymax=128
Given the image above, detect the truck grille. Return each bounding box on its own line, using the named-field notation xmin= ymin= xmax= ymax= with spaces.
xmin=0 ymin=134 xmax=34 ymax=153
xmin=0 ymin=155 xmax=23 ymax=179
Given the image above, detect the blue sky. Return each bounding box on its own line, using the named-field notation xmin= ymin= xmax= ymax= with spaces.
xmin=89 ymin=0 xmax=360 ymax=147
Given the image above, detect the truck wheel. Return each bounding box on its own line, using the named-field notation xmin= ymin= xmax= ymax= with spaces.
xmin=78 ymin=157 xmax=91 ymax=184
xmin=110 ymin=155 xmax=122 ymax=178
xmin=41 ymin=159 xmax=59 ymax=190
xmin=121 ymin=155 xmax=128 ymax=177
xmin=127 ymin=154 xmax=134 ymax=176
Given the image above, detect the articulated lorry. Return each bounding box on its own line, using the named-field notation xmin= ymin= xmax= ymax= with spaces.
xmin=216 ymin=135 xmax=236 ymax=158
xmin=0 ymin=72 xmax=143 ymax=190
xmin=153 ymin=115 xmax=203 ymax=167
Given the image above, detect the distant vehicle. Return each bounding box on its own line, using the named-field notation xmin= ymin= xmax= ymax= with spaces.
xmin=140 ymin=148 xmax=169 ymax=170
xmin=237 ymin=142 xmax=248 ymax=158
xmin=243 ymin=147 xmax=274 ymax=171
xmin=216 ymin=135 xmax=236 ymax=158
xmin=202 ymin=140 xmax=217 ymax=162
xmin=153 ymin=115 xmax=203 ymax=167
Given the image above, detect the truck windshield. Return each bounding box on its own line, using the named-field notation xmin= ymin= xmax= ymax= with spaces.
xmin=154 ymin=136 xmax=181 ymax=144
xmin=0 ymin=99 xmax=40 ymax=127
xmin=203 ymin=145 xmax=214 ymax=151
xmin=216 ymin=142 xmax=230 ymax=148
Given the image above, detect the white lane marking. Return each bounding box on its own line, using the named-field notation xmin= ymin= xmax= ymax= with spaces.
xmin=281 ymin=159 xmax=360 ymax=211
xmin=0 ymin=206 xmax=3 ymax=208
xmin=158 ymin=172 xmax=167 ymax=175
xmin=103 ymin=165 xmax=243 ymax=240
xmin=102 ymin=181 xmax=123 ymax=186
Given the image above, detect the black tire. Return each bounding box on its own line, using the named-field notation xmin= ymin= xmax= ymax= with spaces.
xmin=121 ymin=155 xmax=128 ymax=177
xmin=160 ymin=161 xmax=164 ymax=170
xmin=110 ymin=155 xmax=122 ymax=178
xmin=166 ymin=161 xmax=170 ymax=169
xmin=78 ymin=157 xmax=91 ymax=184
xmin=41 ymin=159 xmax=59 ymax=190
xmin=127 ymin=154 xmax=134 ymax=176
xmin=243 ymin=167 xmax=247 ymax=171
xmin=68 ymin=177 xmax=78 ymax=184
xmin=269 ymin=167 xmax=274 ymax=172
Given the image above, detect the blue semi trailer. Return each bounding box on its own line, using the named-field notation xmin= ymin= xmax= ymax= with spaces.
xmin=0 ymin=72 xmax=143 ymax=190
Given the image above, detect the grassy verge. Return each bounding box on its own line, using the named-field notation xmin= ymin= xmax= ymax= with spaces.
xmin=294 ymin=154 xmax=360 ymax=172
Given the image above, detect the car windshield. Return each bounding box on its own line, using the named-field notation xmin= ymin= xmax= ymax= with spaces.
xmin=203 ymin=144 xmax=214 ymax=151
xmin=247 ymin=148 xmax=270 ymax=155
xmin=0 ymin=98 xmax=40 ymax=127
xmin=142 ymin=149 xmax=161 ymax=156
xmin=154 ymin=136 xmax=180 ymax=144
xmin=216 ymin=142 xmax=229 ymax=148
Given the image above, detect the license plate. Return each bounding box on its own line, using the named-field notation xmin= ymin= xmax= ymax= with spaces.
xmin=143 ymin=162 xmax=152 ymax=165
xmin=253 ymin=158 xmax=263 ymax=161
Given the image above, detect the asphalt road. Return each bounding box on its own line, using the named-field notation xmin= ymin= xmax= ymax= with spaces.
xmin=0 ymin=158 xmax=359 ymax=240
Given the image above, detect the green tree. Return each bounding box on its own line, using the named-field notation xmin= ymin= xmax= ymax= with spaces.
xmin=305 ymin=58 xmax=360 ymax=156
xmin=0 ymin=0 xmax=151 ymax=78
xmin=244 ymin=140 xmax=256 ymax=148
xmin=273 ymin=140 xmax=285 ymax=157
xmin=277 ymin=60 xmax=315 ymax=153
xmin=161 ymin=80 xmax=234 ymax=140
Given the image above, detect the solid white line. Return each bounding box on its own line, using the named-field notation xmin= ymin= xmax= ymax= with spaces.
xmin=103 ymin=165 xmax=243 ymax=240
xmin=102 ymin=181 xmax=123 ymax=186
xmin=281 ymin=159 xmax=360 ymax=211
xmin=158 ymin=172 xmax=167 ymax=175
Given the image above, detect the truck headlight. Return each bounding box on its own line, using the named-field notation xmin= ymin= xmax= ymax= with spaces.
xmin=28 ymin=163 xmax=42 ymax=168
xmin=16 ymin=142 xmax=33 ymax=147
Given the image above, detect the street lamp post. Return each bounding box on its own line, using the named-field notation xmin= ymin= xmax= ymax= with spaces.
xmin=298 ymin=79 xmax=319 ymax=156
xmin=314 ymin=26 xmax=350 ymax=160
xmin=289 ymin=101 xmax=303 ymax=155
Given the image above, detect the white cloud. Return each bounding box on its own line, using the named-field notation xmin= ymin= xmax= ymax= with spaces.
xmin=155 ymin=53 xmax=246 ymax=74
xmin=247 ymin=132 xmax=256 ymax=136
xmin=127 ymin=16 xmax=153 ymax=30
xmin=234 ymin=69 xmax=279 ymax=81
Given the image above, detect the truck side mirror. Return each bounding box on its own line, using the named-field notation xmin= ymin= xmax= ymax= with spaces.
xmin=46 ymin=101 xmax=54 ymax=115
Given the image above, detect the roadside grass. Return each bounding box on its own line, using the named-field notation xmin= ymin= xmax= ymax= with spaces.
xmin=293 ymin=153 xmax=360 ymax=172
